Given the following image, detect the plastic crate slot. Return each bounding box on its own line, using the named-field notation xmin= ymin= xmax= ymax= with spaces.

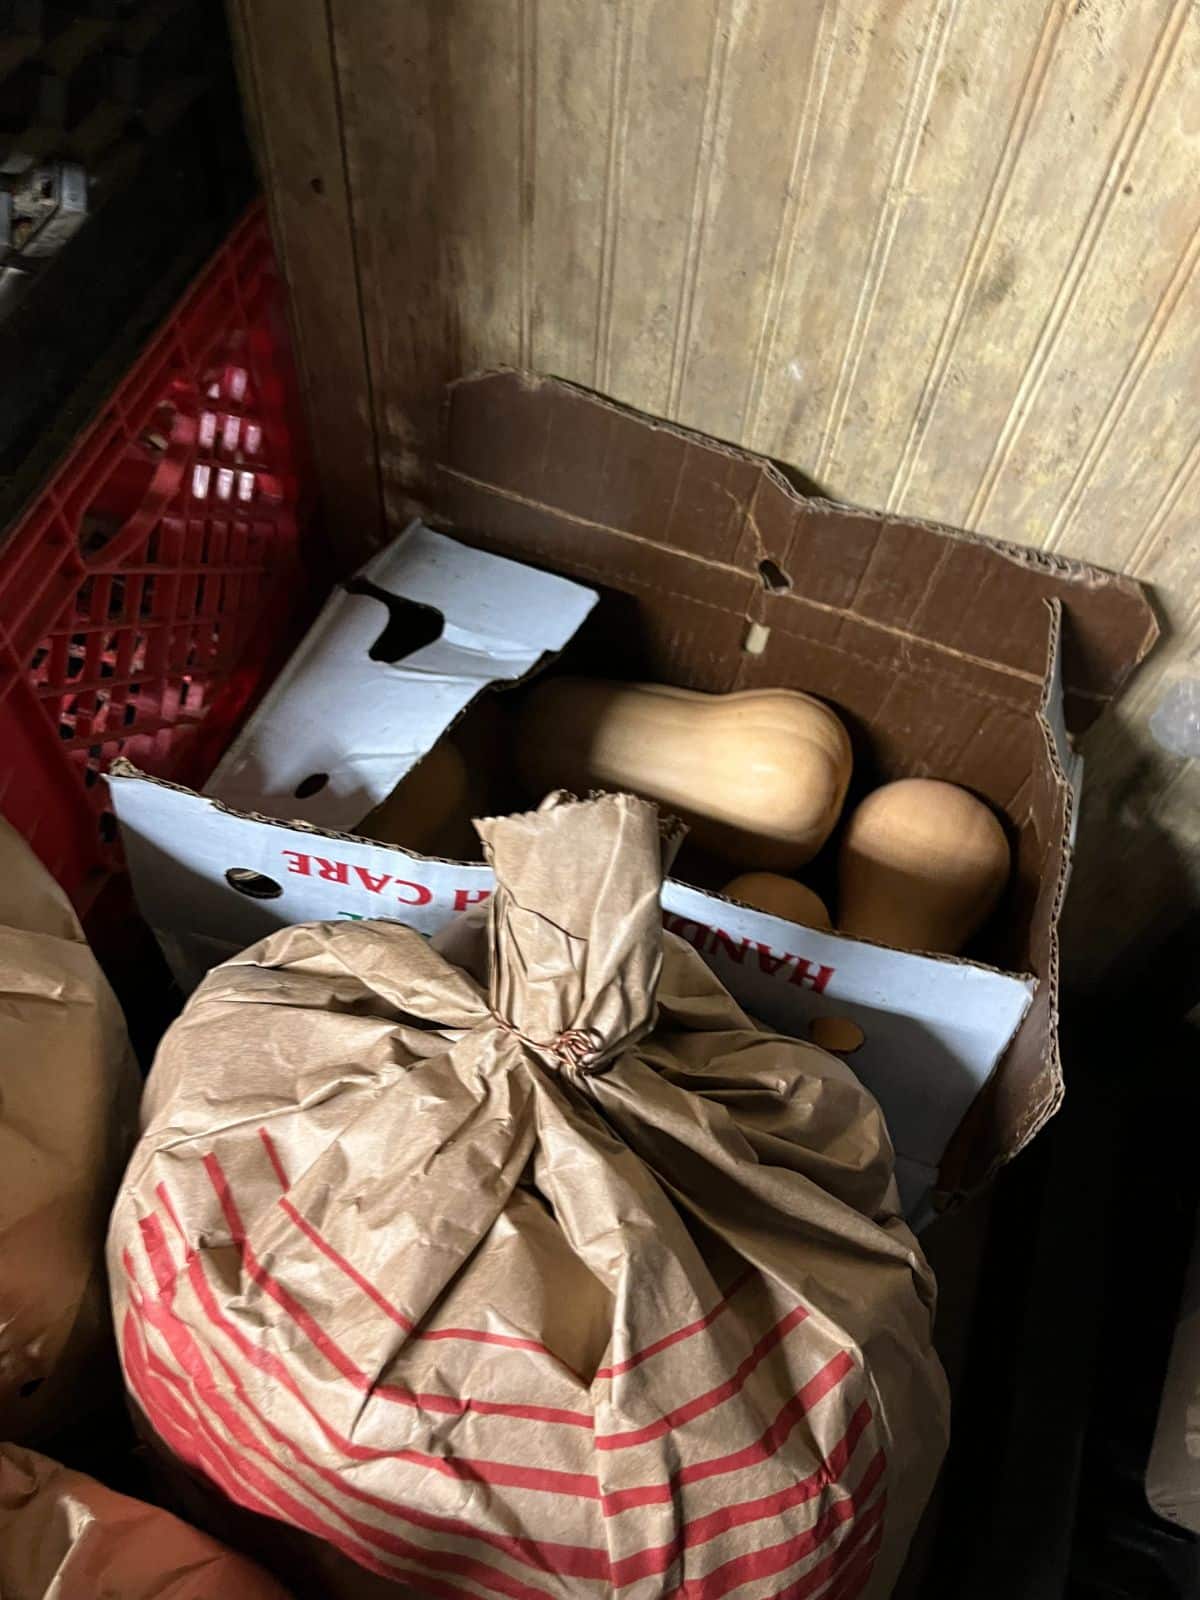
xmin=0 ymin=204 xmax=308 ymax=899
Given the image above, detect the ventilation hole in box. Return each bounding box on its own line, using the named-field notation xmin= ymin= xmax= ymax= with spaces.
xmin=98 ymin=811 xmax=118 ymax=844
xmin=225 ymin=867 xmax=283 ymax=900
xmin=294 ymin=772 xmax=329 ymax=799
xmin=757 ymin=559 xmax=791 ymax=593
xmin=18 ymin=1378 xmax=43 ymax=1400
xmin=808 ymin=1016 xmax=865 ymax=1055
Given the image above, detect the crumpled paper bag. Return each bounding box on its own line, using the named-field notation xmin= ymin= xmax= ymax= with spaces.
xmin=0 ymin=1443 xmax=291 ymax=1598
xmin=0 ymin=817 xmax=138 ymax=1439
xmin=109 ymin=793 xmax=948 ymax=1599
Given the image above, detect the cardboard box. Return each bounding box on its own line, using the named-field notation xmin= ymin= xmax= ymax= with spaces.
xmin=110 ymin=371 xmax=1156 ymax=1216
xmin=110 ymin=524 xmax=1028 ymax=1219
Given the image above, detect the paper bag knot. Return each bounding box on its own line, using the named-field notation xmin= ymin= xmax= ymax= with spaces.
xmin=492 ymin=1014 xmax=606 ymax=1073
xmin=478 ymin=793 xmax=678 ymax=1072
xmin=548 ymin=1026 xmax=605 ymax=1070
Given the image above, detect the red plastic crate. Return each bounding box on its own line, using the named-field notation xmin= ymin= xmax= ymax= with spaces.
xmin=0 ymin=203 xmax=312 ymax=904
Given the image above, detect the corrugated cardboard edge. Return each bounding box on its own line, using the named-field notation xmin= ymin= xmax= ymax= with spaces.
xmin=109 ymin=758 xmax=480 ymax=867
xmin=935 ymin=599 xmax=1071 ymax=1202
xmin=440 ymin=368 xmax=1160 ymax=724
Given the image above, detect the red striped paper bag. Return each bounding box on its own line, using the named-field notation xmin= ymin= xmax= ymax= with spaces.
xmin=109 ymin=793 xmax=948 ymax=1599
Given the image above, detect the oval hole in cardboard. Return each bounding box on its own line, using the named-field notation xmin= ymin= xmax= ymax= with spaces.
xmin=225 ymin=867 xmax=283 ymax=900
xmin=808 ymin=1015 xmax=865 ymax=1054
xmin=757 ymin=558 xmax=791 ymax=592
xmin=294 ymin=772 xmax=329 ymax=799
xmin=344 ymin=578 xmax=445 ymax=664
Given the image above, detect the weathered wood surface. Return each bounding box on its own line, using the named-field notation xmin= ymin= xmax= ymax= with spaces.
xmin=228 ymin=0 xmax=1200 ymax=986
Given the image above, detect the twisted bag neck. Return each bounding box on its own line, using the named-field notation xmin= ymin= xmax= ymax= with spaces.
xmin=476 ymin=792 xmax=677 ymax=1074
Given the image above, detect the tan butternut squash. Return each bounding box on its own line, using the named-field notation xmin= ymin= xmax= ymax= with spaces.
xmin=723 ymin=872 xmax=832 ymax=930
xmin=837 ymin=778 xmax=1010 ymax=955
xmin=518 ymin=678 xmax=851 ymax=869
xmin=357 ymin=740 xmax=469 ymax=853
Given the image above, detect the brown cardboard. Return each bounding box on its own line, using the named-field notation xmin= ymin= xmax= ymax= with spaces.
xmin=436 ymin=370 xmax=1158 ymax=1193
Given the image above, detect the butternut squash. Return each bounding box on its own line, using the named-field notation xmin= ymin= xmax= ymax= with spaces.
xmin=357 ymin=740 xmax=469 ymax=853
xmin=723 ymin=872 xmax=832 ymax=930
xmin=837 ymin=778 xmax=1010 ymax=955
xmin=517 ymin=678 xmax=851 ymax=869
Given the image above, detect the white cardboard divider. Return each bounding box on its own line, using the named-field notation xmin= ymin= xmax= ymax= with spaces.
xmin=206 ymin=522 xmax=598 ymax=827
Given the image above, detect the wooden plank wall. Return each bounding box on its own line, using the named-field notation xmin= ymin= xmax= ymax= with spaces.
xmin=228 ymin=0 xmax=1200 ymax=988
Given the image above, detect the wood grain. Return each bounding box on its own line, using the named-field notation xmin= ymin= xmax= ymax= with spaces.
xmin=230 ymin=0 xmax=1200 ymax=984
xmin=226 ymin=0 xmax=381 ymax=561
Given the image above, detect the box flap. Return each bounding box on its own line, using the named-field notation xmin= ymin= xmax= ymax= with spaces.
xmin=438 ymin=371 xmax=1157 ymax=732
xmin=205 ymin=522 xmax=597 ymax=828
xmin=935 ymin=601 xmax=1074 ymax=1196
xmin=108 ymin=764 xmax=1035 ymax=1224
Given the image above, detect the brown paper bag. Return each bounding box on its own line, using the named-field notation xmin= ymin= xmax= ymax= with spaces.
xmin=0 ymin=1443 xmax=292 ymax=1598
xmin=0 ymin=818 xmax=138 ymax=1440
xmin=109 ymin=794 xmax=947 ymax=1599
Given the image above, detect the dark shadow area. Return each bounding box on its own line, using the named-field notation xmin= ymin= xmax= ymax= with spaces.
xmin=0 ymin=2 xmax=255 ymax=534
xmin=767 ymin=453 xmax=837 ymax=502
xmin=1061 ymin=705 xmax=1197 ymax=997
xmin=899 ymin=908 xmax=1200 ymax=1599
